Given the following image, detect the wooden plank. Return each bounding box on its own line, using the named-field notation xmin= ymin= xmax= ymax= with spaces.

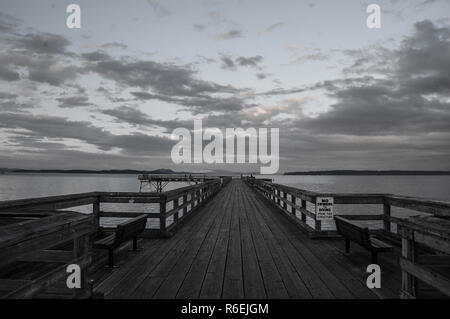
xmin=176 ymin=184 xmax=233 ymax=298
xmin=246 ymin=186 xmax=333 ymax=298
xmin=399 ymin=258 xmax=450 ymax=297
xmin=99 ymin=211 xmax=160 ymax=219
xmin=153 ymin=186 xmax=229 ymax=299
xmin=103 ymin=183 xmax=227 ymax=298
xmin=242 ymin=185 xmax=310 ymax=299
xmin=17 ymin=250 xmax=73 ymax=263
xmin=222 ymin=193 xmax=244 ymax=298
xmin=199 ymin=184 xmax=233 ymax=299
xmin=386 ymin=196 xmax=450 ymax=216
xmin=237 ymin=191 xmax=267 ymax=299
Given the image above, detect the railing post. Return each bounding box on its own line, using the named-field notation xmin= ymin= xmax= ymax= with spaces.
xmin=291 ymin=196 xmax=296 ymax=215
xmin=399 ymin=226 xmax=417 ymax=298
xmin=383 ymin=203 xmax=391 ymax=233
xmin=276 ymin=189 xmax=280 ymax=206
xmin=315 ymin=219 xmax=322 ymax=231
xmin=183 ymin=193 xmax=188 ymax=215
xmin=301 ymin=199 xmax=307 ymax=222
xmin=283 ymin=192 xmax=288 ymax=210
xmin=92 ymin=196 xmax=100 ymax=231
xmin=159 ymin=195 xmax=167 ymax=234
xmin=173 ymin=196 xmax=179 ymax=226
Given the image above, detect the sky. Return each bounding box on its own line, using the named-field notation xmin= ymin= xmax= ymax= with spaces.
xmin=0 ymin=0 xmax=449 ymax=173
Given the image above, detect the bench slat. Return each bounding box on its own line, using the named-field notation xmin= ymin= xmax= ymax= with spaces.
xmin=335 ymin=216 xmax=393 ymax=253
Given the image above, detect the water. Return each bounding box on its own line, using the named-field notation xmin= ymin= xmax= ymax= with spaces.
xmin=1 ymin=173 xmax=449 ymax=229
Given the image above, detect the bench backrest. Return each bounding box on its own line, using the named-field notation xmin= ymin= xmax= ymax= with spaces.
xmin=114 ymin=215 xmax=147 ymax=246
xmin=334 ymin=216 xmax=372 ymax=249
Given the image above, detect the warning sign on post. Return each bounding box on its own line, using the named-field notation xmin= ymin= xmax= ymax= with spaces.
xmin=315 ymin=197 xmax=334 ymax=220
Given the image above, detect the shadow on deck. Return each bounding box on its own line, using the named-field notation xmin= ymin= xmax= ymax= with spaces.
xmin=93 ymin=180 xmax=402 ymax=299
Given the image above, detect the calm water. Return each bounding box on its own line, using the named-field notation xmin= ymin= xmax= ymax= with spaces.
xmin=1 ymin=173 xmax=449 ymax=202
xmin=1 ymin=173 xmax=449 ymax=229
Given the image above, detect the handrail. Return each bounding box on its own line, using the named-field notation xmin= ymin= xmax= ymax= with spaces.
xmin=245 ymin=177 xmax=450 ymax=238
xmin=0 ymin=177 xmax=232 ymax=237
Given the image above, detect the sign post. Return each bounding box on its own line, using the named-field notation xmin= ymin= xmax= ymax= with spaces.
xmin=315 ymin=197 xmax=334 ymax=221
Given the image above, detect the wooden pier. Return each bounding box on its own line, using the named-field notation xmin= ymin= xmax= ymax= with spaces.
xmin=0 ymin=178 xmax=449 ymax=299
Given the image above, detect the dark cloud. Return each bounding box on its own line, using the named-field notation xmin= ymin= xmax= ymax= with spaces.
xmin=83 ymin=53 xmax=238 ymax=97
xmin=220 ymin=54 xmax=263 ymax=70
xmin=57 ymin=96 xmax=91 ymax=108
xmin=220 ymin=55 xmax=236 ymax=70
xmin=215 ymin=30 xmax=242 ymax=40
xmin=0 ymin=45 xmax=80 ymax=86
xmin=101 ymin=105 xmax=192 ymax=133
xmin=256 ymin=73 xmax=268 ymax=80
xmin=0 ymin=112 xmax=174 ymax=156
xmin=101 ymin=42 xmax=128 ymax=50
xmin=236 ymin=55 xmax=263 ymax=67
xmin=11 ymin=32 xmax=72 ymax=56
xmin=130 ymin=91 xmax=252 ymax=114
xmin=0 ymin=65 xmax=20 ymax=81
xmin=0 ymin=92 xmax=18 ymax=100
xmin=146 ymin=0 xmax=171 ymax=17
xmin=193 ymin=24 xmax=205 ymax=32
xmin=263 ymin=22 xmax=285 ymax=33
xmin=81 ymin=50 xmax=111 ymax=62
xmin=295 ymin=20 xmax=450 ymax=138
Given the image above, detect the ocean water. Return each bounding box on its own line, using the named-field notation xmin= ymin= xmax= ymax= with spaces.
xmin=1 ymin=173 xmax=449 ymax=229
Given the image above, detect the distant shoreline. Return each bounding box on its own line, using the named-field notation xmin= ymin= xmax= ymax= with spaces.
xmin=284 ymin=170 xmax=450 ymax=176
xmin=0 ymin=169 xmax=184 ymax=175
xmin=1 ymin=169 xmax=450 ymax=176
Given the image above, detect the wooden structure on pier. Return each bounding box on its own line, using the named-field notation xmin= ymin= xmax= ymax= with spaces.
xmin=0 ymin=211 xmax=94 ymax=298
xmin=138 ymin=174 xmax=223 ymax=192
xmin=0 ymin=177 xmax=449 ymax=299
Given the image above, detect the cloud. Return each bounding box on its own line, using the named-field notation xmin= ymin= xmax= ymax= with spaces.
xmin=262 ymin=22 xmax=285 ymax=33
xmin=83 ymin=52 xmax=237 ymax=97
xmin=236 ymin=55 xmax=263 ymax=67
xmin=193 ymin=24 xmax=205 ymax=32
xmin=0 ymin=30 xmax=80 ymax=86
xmin=10 ymin=32 xmax=72 ymax=56
xmin=81 ymin=50 xmax=111 ymax=62
xmin=215 ymin=30 xmax=243 ymax=40
xmin=220 ymin=54 xmax=263 ymax=70
xmin=0 ymin=112 xmax=175 ymax=156
xmin=0 ymin=65 xmax=20 ymax=81
xmin=57 ymin=96 xmax=91 ymax=108
xmin=101 ymin=105 xmax=190 ymax=131
xmin=295 ymin=20 xmax=450 ymax=137
xmin=101 ymin=42 xmax=128 ymax=50
xmin=146 ymin=0 xmax=171 ymax=17
xmin=130 ymin=91 xmax=253 ymax=114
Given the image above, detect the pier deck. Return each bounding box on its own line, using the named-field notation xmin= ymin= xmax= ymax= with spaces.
xmin=94 ymin=180 xmax=401 ymax=299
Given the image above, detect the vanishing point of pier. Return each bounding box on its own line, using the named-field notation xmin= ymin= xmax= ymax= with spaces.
xmin=0 ymin=176 xmax=449 ymax=299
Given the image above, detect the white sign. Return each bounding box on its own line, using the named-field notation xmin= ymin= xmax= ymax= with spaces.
xmin=316 ymin=197 xmax=334 ymax=220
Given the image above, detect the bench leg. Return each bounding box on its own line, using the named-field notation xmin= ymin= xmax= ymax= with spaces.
xmin=108 ymin=247 xmax=115 ymax=268
xmin=371 ymin=252 xmax=378 ymax=264
xmin=133 ymin=237 xmax=138 ymax=251
xmin=345 ymin=238 xmax=351 ymax=253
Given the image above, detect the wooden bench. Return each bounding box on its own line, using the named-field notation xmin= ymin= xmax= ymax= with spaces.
xmin=94 ymin=215 xmax=147 ymax=267
xmin=334 ymin=216 xmax=393 ymax=264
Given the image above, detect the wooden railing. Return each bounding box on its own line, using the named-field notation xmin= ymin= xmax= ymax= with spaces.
xmin=397 ymin=216 xmax=450 ymax=298
xmin=0 ymin=177 xmax=231 ymax=238
xmin=245 ymin=178 xmax=450 ymax=239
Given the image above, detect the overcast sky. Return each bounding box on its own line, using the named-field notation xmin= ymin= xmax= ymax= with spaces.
xmin=0 ymin=0 xmax=449 ymax=173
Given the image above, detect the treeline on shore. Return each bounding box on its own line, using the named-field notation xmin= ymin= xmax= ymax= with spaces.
xmin=284 ymin=170 xmax=450 ymax=176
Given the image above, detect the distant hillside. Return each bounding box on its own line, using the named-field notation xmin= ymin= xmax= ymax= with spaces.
xmin=284 ymin=170 xmax=450 ymax=176
xmin=0 ymin=168 xmax=187 ymax=175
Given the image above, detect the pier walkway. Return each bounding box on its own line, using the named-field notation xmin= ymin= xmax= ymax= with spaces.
xmin=94 ymin=180 xmax=401 ymax=299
